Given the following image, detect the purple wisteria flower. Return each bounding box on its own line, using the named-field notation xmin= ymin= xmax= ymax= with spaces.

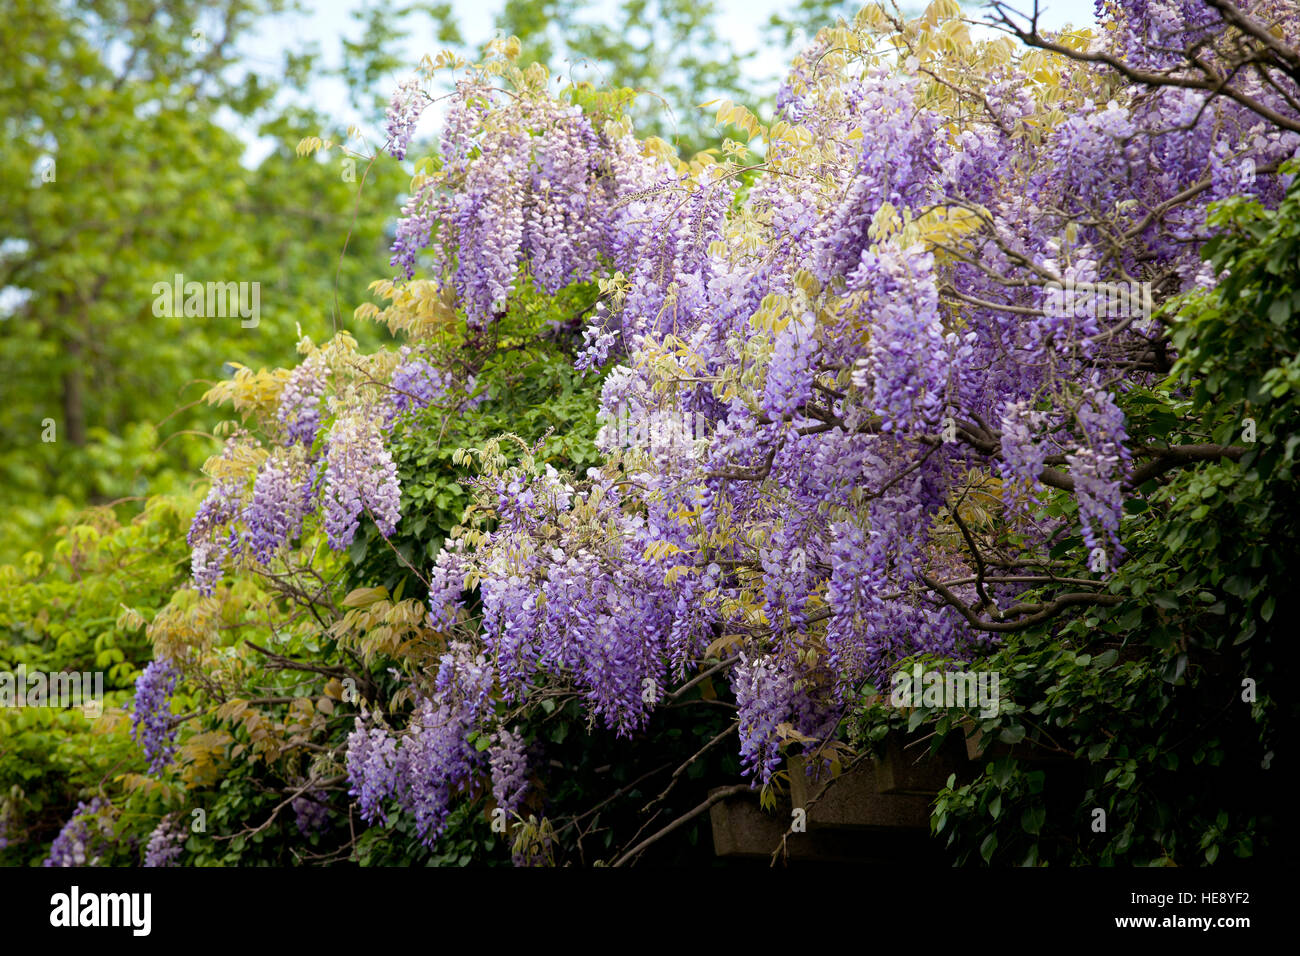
xmin=1070 ymin=386 xmax=1131 ymax=567
xmin=187 ymin=478 xmax=243 ymax=595
xmin=489 ymin=728 xmax=530 ymax=815
xmin=322 ymin=410 xmax=402 ymax=550
xmin=44 ymin=797 xmax=110 ymax=867
xmin=762 ymin=311 xmax=819 ymax=420
xmin=277 ymin=356 xmax=328 ymax=448
xmin=130 ymin=658 xmax=180 ymax=774
xmin=385 ymin=76 xmax=430 ymax=160
xmin=244 ymin=451 xmax=314 ymax=563
xmin=344 ymin=644 xmax=496 ymax=845
xmin=345 ymin=717 xmax=400 ymax=825
xmin=390 ymin=181 xmax=441 ymax=280
xmin=733 ymin=654 xmax=796 ymax=783
xmin=291 ymin=790 xmax=329 ymax=835
xmin=142 ymin=815 xmax=186 ymax=867
xmin=999 ymin=400 xmax=1050 ymax=507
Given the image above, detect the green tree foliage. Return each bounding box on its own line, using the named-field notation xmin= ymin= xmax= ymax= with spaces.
xmin=340 ymin=0 xmax=465 ymax=116
xmin=0 ymin=0 xmax=406 ymax=561
xmin=0 ymin=495 xmax=197 ymax=863
xmin=763 ymin=0 xmax=896 ymax=47
xmin=495 ymin=0 xmax=754 ymax=154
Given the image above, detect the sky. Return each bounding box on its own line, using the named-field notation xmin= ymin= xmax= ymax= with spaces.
xmin=235 ymin=0 xmax=1099 ymax=163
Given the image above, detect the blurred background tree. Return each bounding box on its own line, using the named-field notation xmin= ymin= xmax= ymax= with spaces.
xmin=0 ymin=0 xmax=409 ymax=561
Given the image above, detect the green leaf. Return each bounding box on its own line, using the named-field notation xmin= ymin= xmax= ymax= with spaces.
xmin=991 ymin=757 xmax=1016 ymax=789
xmin=1160 ymin=653 xmax=1187 ymax=684
xmin=341 ymin=586 xmax=388 ymax=608
xmin=999 ymin=724 xmax=1026 ymax=745
xmin=980 ymin=832 xmax=998 ymax=863
xmin=1021 ymin=806 xmax=1045 ymax=836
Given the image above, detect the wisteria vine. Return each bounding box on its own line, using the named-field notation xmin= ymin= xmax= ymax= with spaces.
xmin=169 ymin=1 xmax=1299 ymax=854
